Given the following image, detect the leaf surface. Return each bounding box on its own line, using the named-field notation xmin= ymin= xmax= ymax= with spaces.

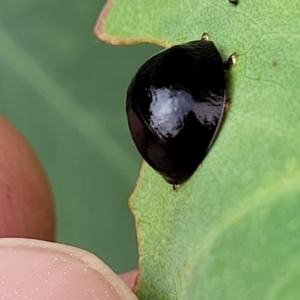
xmin=97 ymin=1 xmax=300 ymax=298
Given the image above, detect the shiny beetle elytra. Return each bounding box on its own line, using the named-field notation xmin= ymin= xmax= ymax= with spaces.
xmin=126 ymin=35 xmax=236 ymax=189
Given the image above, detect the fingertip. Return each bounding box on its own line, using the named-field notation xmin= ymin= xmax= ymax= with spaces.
xmin=0 ymin=238 xmax=137 ymax=300
xmin=119 ymin=270 xmax=138 ymax=289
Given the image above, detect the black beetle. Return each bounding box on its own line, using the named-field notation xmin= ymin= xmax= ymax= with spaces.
xmin=126 ymin=35 xmax=236 ymax=189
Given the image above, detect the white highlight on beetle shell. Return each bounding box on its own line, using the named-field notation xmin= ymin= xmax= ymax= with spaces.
xmin=149 ymin=87 xmax=223 ymax=139
xmin=149 ymin=88 xmax=188 ymax=138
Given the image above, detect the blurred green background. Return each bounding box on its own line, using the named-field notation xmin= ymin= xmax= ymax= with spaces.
xmin=0 ymin=0 xmax=160 ymax=272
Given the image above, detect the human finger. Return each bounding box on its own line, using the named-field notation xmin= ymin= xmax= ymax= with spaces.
xmin=0 ymin=238 xmax=137 ymax=300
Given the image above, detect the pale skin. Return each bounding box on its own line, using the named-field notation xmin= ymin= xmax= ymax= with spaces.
xmin=0 ymin=239 xmax=138 ymax=299
xmin=0 ymin=114 xmax=138 ymax=299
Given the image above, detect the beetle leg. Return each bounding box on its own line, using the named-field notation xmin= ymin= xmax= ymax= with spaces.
xmin=173 ymin=184 xmax=180 ymax=192
xmin=201 ymin=33 xmax=209 ymax=41
xmin=225 ymin=98 xmax=231 ymax=111
xmin=224 ymin=52 xmax=237 ymax=71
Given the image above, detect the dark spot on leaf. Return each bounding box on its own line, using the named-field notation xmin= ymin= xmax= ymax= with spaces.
xmin=228 ymin=0 xmax=238 ymax=5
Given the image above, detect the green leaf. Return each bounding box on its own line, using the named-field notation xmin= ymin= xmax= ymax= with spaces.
xmin=97 ymin=0 xmax=300 ymax=298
